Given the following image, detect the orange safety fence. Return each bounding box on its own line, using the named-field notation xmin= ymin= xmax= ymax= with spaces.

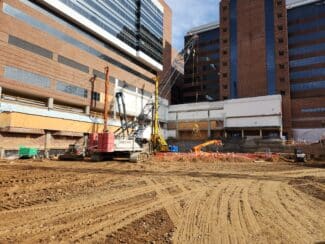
xmin=154 ymin=152 xmax=280 ymax=163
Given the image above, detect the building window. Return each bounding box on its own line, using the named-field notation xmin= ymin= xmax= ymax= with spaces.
xmin=279 ymin=64 xmax=285 ymax=69
xmin=4 ymin=66 xmax=50 ymax=88
xmin=3 ymin=3 xmax=156 ymax=83
xmin=222 ymin=28 xmax=228 ymax=33
xmin=278 ymin=38 xmax=284 ymax=43
xmin=8 ymin=35 xmax=53 ymax=59
xmin=222 ymin=16 xmax=228 ymax=22
xmin=223 ymin=39 xmax=228 ymax=44
xmin=223 ymin=96 xmax=228 ymax=100
xmin=276 ymin=0 xmax=283 ymax=6
xmin=92 ymin=92 xmax=100 ymax=101
xmin=222 ymin=61 xmax=228 ymax=66
xmin=279 ymin=50 xmax=284 ymax=56
xmin=277 ymin=25 xmax=284 ymax=31
xmin=222 ymin=73 xmax=228 ymax=78
xmin=223 ymin=84 xmax=228 ymax=89
xmin=280 ymin=90 xmax=285 ymax=96
xmin=301 ymin=107 xmax=325 ymax=113
xmin=277 ymin=13 xmax=283 ymax=18
xmin=279 ymin=77 xmax=285 ymax=82
xmin=58 ymin=55 xmax=89 ymax=73
xmin=222 ymin=50 xmax=228 ymax=55
xmin=56 ymin=81 xmax=88 ymax=98
xmin=222 ymin=5 xmax=228 ymax=11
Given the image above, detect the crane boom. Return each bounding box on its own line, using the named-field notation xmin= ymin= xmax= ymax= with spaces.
xmin=103 ymin=66 xmax=109 ymax=132
xmin=192 ymin=140 xmax=223 ymax=153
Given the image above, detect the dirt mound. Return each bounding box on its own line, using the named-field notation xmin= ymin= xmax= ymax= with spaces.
xmin=106 ymin=208 xmax=174 ymax=243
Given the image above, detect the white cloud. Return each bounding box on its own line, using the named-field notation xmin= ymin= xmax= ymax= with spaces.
xmin=165 ymin=0 xmax=220 ymax=51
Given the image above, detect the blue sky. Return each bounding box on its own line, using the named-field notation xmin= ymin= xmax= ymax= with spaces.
xmin=165 ymin=0 xmax=220 ymax=51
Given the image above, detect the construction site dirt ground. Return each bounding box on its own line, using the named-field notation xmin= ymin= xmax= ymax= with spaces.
xmin=0 ymin=158 xmax=324 ymax=243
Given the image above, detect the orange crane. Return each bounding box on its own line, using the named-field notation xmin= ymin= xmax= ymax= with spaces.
xmin=192 ymin=140 xmax=223 ymax=153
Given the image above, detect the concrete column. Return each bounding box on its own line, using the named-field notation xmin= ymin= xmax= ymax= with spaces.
xmin=224 ymin=131 xmax=227 ymax=138
xmin=176 ymin=113 xmax=179 ymax=139
xmin=47 ymin=97 xmax=54 ymax=109
xmin=0 ymin=86 xmax=2 ymax=100
xmin=114 ymin=78 xmax=118 ymax=119
xmin=44 ymin=131 xmax=51 ymax=159
xmin=85 ymin=105 xmax=90 ymax=115
xmin=83 ymin=134 xmax=88 ymax=156
xmin=0 ymin=148 xmax=4 ymax=159
xmin=241 ymin=129 xmax=245 ymax=139
xmin=260 ymin=129 xmax=263 ymax=137
xmin=207 ymin=110 xmax=211 ymax=138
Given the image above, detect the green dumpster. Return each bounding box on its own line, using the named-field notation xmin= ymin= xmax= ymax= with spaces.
xmin=19 ymin=147 xmax=38 ymax=158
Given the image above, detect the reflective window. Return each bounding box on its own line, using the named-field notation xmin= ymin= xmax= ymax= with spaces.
xmin=200 ymin=53 xmax=219 ymax=61
xmin=55 ymin=0 xmax=163 ymax=64
xmin=230 ymin=0 xmax=238 ymax=98
xmin=301 ymin=107 xmax=325 ymax=113
xmin=289 ymin=43 xmax=325 ymax=56
xmin=4 ymin=66 xmax=50 ymax=88
xmin=139 ymin=0 xmax=164 ymax=63
xmin=56 ymin=81 xmax=88 ymax=98
xmin=288 ymin=19 xmax=325 ymax=34
xmin=200 ymin=44 xmax=219 ymax=52
xmin=265 ymin=0 xmax=276 ymax=95
xmin=3 ymin=3 xmax=154 ymax=83
xmin=8 ymin=35 xmax=53 ymax=59
xmin=58 ymin=55 xmax=89 ymax=73
xmin=198 ymin=29 xmax=219 ymax=42
xmin=288 ymin=1 xmax=325 ymax=22
xmin=289 ymin=31 xmax=325 ymax=45
xmin=57 ymin=0 xmax=138 ymax=49
xmin=290 ymin=68 xmax=325 ymax=79
xmin=291 ymin=80 xmax=325 ymax=91
xmin=290 ymin=56 xmax=325 ymax=67
xmin=288 ymin=2 xmax=325 ymax=84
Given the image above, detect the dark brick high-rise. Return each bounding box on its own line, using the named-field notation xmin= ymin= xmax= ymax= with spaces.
xmin=219 ymin=0 xmax=292 ymax=137
xmin=287 ymin=1 xmax=325 ymax=134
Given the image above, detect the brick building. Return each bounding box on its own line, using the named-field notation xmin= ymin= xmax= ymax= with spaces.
xmin=176 ymin=0 xmax=324 ymax=141
xmin=287 ymin=0 xmax=325 ymax=141
xmin=0 ymin=0 xmax=172 ymax=156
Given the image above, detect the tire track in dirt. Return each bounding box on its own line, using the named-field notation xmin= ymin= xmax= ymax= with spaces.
xmin=0 ymin=161 xmax=324 ymax=243
xmin=277 ymin=184 xmax=325 ymax=240
xmin=70 ymin=188 xmax=197 ymax=243
xmin=1 ymin=177 xmax=193 ymax=243
xmin=174 ymin=181 xmax=239 ymax=244
xmin=249 ymin=180 xmax=324 ymax=243
xmin=0 ymin=182 xmax=161 ymax=238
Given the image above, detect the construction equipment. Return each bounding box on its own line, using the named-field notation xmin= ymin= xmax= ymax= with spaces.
xmin=294 ymin=148 xmax=306 ymax=162
xmin=192 ymin=140 xmax=223 ymax=153
xmin=87 ymin=34 xmax=199 ymax=161
xmin=149 ymin=35 xmax=198 ymax=152
xmin=58 ymin=144 xmax=84 ymax=161
xmin=151 ymin=76 xmax=169 ymax=152
xmin=87 ymin=67 xmax=150 ymax=162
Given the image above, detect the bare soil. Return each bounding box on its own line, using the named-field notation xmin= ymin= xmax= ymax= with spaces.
xmin=0 ymin=159 xmax=324 ymax=243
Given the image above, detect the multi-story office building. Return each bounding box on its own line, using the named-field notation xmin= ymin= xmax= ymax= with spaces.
xmin=287 ymin=0 xmax=325 ymax=140
xmin=0 ymin=0 xmax=172 ymax=156
xmin=180 ymin=22 xmax=220 ymax=104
